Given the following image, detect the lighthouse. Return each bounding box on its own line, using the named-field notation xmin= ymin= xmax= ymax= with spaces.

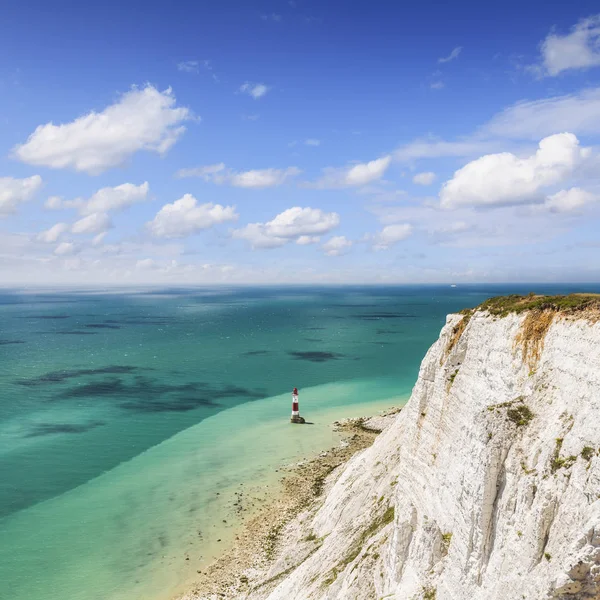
xmin=290 ymin=387 xmax=305 ymax=424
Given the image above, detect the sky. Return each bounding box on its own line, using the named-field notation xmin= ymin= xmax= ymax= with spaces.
xmin=2 ymin=0 xmax=600 ymax=286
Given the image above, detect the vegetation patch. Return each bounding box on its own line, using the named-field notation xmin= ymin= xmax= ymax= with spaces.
xmin=423 ymin=586 xmax=437 ymax=600
xmin=551 ymin=438 xmax=578 ymax=473
xmin=507 ymin=404 xmax=534 ymax=427
xmin=488 ymin=397 xmax=534 ymax=428
xmin=476 ymin=293 xmax=600 ymax=317
xmin=447 ymin=369 xmax=459 ymax=390
xmin=581 ymin=446 xmax=595 ymax=461
xmin=441 ymin=532 xmax=452 ymax=555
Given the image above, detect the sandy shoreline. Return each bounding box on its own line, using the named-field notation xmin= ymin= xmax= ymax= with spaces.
xmin=177 ymin=406 xmax=401 ymax=600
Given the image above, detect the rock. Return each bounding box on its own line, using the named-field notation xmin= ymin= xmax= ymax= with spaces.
xmin=242 ymin=308 xmax=600 ymax=600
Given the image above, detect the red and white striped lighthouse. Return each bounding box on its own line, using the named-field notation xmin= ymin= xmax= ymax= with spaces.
xmin=290 ymin=387 xmax=305 ymax=423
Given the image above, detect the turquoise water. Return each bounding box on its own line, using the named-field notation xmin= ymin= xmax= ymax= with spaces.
xmin=1 ymin=285 xmax=598 ymax=600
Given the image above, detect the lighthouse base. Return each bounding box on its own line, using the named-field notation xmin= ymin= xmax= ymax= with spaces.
xmin=290 ymin=415 xmax=306 ymax=424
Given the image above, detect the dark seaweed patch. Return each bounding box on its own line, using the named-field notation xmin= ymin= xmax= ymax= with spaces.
xmin=85 ymin=324 xmax=121 ymax=329
xmin=21 ymin=315 xmax=71 ymax=319
xmin=243 ymin=350 xmax=271 ymax=356
xmin=304 ymin=327 xmax=326 ymax=331
xmin=53 ymin=331 xmax=99 ymax=335
xmin=0 ymin=340 xmax=25 ymax=345
xmin=16 ymin=365 xmax=141 ymax=387
xmin=56 ymin=375 xmax=265 ymax=413
xmin=352 ymin=312 xmax=417 ymax=320
xmin=288 ymin=351 xmax=344 ymax=362
xmin=303 ymin=338 xmax=323 ymax=342
xmin=24 ymin=420 xmax=105 ymax=437
xmin=376 ymin=328 xmax=399 ymax=335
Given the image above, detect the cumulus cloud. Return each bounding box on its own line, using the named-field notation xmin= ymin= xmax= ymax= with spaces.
xmin=72 ymin=212 xmax=112 ymax=235
xmin=176 ymin=163 xmax=300 ymax=188
xmin=440 ymin=133 xmax=591 ymax=209
xmin=148 ymin=194 xmax=238 ymax=238
xmin=232 ymin=207 xmax=339 ymax=249
xmin=536 ymin=187 xmax=598 ymax=213
xmin=531 ymin=15 xmax=600 ymax=77
xmin=296 ymin=235 xmax=320 ymax=245
xmin=81 ymin=182 xmax=149 ymax=215
xmin=313 ymin=155 xmax=392 ymax=188
xmin=0 ymin=175 xmax=42 ymax=215
xmin=239 ymin=82 xmax=269 ymax=99
xmin=37 ymin=223 xmax=68 ymax=243
xmin=12 ymin=86 xmax=192 ymax=174
xmin=430 ymin=81 xmax=445 ymax=90
xmin=413 ymin=172 xmax=436 ymax=185
xmin=54 ymin=242 xmax=77 ymax=256
xmin=438 ymin=46 xmax=462 ymax=63
xmin=305 ymin=139 xmax=321 ymax=146
xmin=321 ymin=236 xmax=352 ymax=256
xmin=371 ymin=224 xmax=413 ymax=250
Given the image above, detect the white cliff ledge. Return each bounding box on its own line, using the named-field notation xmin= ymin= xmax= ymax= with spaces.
xmin=244 ymin=295 xmax=600 ymax=600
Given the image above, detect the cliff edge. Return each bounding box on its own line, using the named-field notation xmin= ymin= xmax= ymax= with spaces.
xmin=243 ymin=294 xmax=600 ymax=600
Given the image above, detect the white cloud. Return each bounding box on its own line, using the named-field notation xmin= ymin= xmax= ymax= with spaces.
xmin=81 ymin=182 xmax=149 ymax=215
xmin=176 ymin=164 xmax=300 ymax=188
xmin=0 ymin=175 xmax=42 ymax=215
xmin=314 ymin=155 xmax=392 ymax=188
xmin=440 ymin=133 xmax=591 ymax=209
xmin=176 ymin=163 xmax=226 ymax=179
xmin=92 ymin=232 xmax=107 ymax=246
xmin=37 ymin=223 xmax=68 ymax=243
xmin=430 ymin=81 xmax=445 ymax=90
xmin=177 ymin=61 xmax=199 ymax=73
xmin=239 ymin=82 xmax=269 ymax=99
xmin=371 ymin=224 xmax=413 ymax=250
xmin=260 ymin=13 xmax=282 ymax=22
xmin=438 ymin=46 xmax=462 ymax=63
xmin=305 ymin=138 xmax=321 ymax=146
xmin=321 ymin=236 xmax=352 ymax=256
xmin=482 ymin=87 xmax=600 ymax=140
xmin=13 ymin=85 xmax=192 ymax=174
xmin=413 ymin=172 xmax=436 ymax=186
xmin=148 ymin=194 xmax=238 ymax=238
xmin=45 ymin=196 xmax=80 ymax=210
xmin=136 ymin=258 xmax=157 ymax=269
xmin=296 ymin=235 xmax=320 ymax=245
xmin=54 ymin=242 xmax=77 ymax=256
xmin=532 ymin=15 xmax=600 ymax=77
xmin=232 ymin=207 xmax=339 ymax=249
xmin=72 ymin=212 xmax=112 ymax=234
xmin=538 ymin=187 xmax=598 ymax=213
xmin=394 ymin=139 xmax=499 ymax=162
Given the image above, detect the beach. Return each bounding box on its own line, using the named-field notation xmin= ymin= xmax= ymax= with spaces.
xmin=180 ymin=406 xmax=402 ymax=600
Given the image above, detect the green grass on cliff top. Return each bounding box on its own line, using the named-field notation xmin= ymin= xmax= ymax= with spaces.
xmin=470 ymin=293 xmax=600 ymax=316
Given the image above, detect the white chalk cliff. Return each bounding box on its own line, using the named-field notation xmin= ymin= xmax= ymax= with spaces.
xmin=250 ymin=305 xmax=600 ymax=599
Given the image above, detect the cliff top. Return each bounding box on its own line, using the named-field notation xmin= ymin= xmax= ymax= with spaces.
xmin=471 ymin=293 xmax=600 ymax=317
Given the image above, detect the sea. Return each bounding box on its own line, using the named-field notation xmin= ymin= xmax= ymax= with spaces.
xmin=1 ymin=284 xmax=596 ymax=600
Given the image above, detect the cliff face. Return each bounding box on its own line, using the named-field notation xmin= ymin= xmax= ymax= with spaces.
xmin=252 ymin=306 xmax=600 ymax=600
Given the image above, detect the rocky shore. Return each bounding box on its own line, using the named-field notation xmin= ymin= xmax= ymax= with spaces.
xmin=178 ymin=407 xmax=402 ymax=600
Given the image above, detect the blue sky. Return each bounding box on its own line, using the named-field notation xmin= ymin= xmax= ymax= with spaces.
xmin=1 ymin=0 xmax=600 ymax=285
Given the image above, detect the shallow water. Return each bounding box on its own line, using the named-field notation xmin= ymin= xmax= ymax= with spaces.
xmin=1 ymin=284 xmax=597 ymax=600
